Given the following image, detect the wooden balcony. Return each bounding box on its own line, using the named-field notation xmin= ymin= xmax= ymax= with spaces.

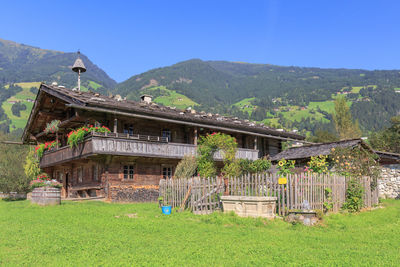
xmin=40 ymin=133 xmax=259 ymax=168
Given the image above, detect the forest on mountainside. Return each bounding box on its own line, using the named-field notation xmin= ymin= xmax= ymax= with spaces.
xmin=1 ymin=38 xmax=400 ymax=139
xmin=116 ymin=59 xmax=400 ymax=135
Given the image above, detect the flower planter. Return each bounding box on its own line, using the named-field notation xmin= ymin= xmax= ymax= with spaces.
xmin=31 ymin=187 xmax=61 ymax=206
xmin=220 ymin=196 xmax=277 ymax=219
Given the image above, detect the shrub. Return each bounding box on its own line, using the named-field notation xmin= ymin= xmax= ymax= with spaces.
xmin=330 ymin=147 xmax=381 ymax=189
xmin=342 ymin=178 xmax=364 ymax=212
xmin=238 ymin=158 xmax=271 ymax=175
xmin=175 ymin=155 xmax=198 ymax=179
xmin=24 ymin=150 xmax=41 ymax=180
xmin=197 ymin=132 xmax=237 ymax=177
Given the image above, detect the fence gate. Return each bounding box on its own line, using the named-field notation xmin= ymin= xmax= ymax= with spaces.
xmin=190 ymin=177 xmax=224 ymax=214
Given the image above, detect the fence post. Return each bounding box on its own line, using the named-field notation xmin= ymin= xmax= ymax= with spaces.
xmin=223 ymin=176 xmax=229 ymax=196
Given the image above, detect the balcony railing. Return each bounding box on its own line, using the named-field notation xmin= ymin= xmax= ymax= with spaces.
xmin=40 ymin=133 xmax=259 ymax=167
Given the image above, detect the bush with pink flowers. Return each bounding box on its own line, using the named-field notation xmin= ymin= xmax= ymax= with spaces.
xmin=30 ymin=173 xmax=62 ymax=190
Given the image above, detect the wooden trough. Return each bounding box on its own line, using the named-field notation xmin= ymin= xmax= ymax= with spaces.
xmin=31 ymin=187 xmax=61 ymax=206
xmin=220 ymin=196 xmax=277 ymax=219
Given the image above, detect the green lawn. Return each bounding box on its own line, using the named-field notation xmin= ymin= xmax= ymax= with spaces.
xmin=0 ymin=199 xmax=399 ymax=266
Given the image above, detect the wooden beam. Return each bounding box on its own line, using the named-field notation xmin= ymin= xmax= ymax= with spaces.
xmin=38 ymin=111 xmax=64 ymax=118
xmin=194 ymin=127 xmax=198 ymax=145
xmin=0 ymin=141 xmax=25 ymax=145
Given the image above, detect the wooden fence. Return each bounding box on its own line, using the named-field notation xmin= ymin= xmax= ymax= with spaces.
xmin=159 ymin=173 xmax=379 ymax=215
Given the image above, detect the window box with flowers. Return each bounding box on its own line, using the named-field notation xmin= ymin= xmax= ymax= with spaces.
xmin=35 ymin=140 xmax=60 ymax=158
xmin=67 ymin=125 xmax=111 ymax=148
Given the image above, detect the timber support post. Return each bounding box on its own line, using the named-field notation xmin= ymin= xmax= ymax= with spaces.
xmin=113 ymin=118 xmax=118 ymax=133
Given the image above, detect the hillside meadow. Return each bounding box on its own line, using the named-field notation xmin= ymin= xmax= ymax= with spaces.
xmin=0 ymin=199 xmax=399 ymax=266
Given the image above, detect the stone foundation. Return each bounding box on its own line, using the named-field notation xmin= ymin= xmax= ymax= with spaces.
xmin=110 ymin=185 xmax=159 ymax=202
xmin=286 ymin=211 xmax=319 ymax=226
xmin=0 ymin=192 xmax=27 ymax=200
xmin=378 ymin=164 xmax=400 ymax=199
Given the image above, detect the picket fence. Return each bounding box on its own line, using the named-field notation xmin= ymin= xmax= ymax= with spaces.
xmin=158 ymin=172 xmax=379 ymax=215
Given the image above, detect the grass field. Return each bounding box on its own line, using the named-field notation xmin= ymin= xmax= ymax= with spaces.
xmin=148 ymin=86 xmax=198 ymax=109
xmin=232 ymin=97 xmax=256 ymax=115
xmin=2 ymin=82 xmax=40 ymax=131
xmin=88 ymin=80 xmax=102 ymax=90
xmin=0 ymin=199 xmax=399 ymax=266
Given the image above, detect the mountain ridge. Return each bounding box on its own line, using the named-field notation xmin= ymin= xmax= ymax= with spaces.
xmin=1 ymin=38 xmax=400 ymax=137
xmin=0 ymin=38 xmax=116 ymax=89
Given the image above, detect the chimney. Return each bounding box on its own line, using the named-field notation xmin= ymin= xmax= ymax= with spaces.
xmin=140 ymin=94 xmax=152 ymax=104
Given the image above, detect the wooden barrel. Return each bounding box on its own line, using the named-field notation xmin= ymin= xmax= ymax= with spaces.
xmin=31 ymin=187 xmax=61 ymax=206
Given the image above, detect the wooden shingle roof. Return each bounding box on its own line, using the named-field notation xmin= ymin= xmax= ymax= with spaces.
xmin=23 ymin=83 xmax=306 ymax=142
xmin=270 ymin=139 xmax=367 ymax=161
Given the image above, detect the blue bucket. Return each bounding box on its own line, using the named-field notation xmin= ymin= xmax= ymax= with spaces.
xmin=162 ymin=205 xmax=172 ymax=215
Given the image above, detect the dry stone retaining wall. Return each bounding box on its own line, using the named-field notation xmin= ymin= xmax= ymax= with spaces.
xmin=378 ymin=164 xmax=400 ymax=199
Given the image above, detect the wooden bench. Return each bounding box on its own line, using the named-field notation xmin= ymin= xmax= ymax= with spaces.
xmin=68 ymin=185 xmax=103 ymax=198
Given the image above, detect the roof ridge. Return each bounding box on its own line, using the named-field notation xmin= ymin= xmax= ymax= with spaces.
xmin=41 ymin=83 xmax=305 ymax=141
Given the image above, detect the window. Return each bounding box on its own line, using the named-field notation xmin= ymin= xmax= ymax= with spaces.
xmin=93 ymin=165 xmax=99 ymax=181
xmin=162 ymin=166 xmax=173 ymax=179
xmin=123 ymin=124 xmax=134 ymax=135
xmin=162 ymin=129 xmax=171 ymax=142
xmin=123 ymin=165 xmax=134 ymax=179
xmin=78 ymin=167 xmax=83 ymax=183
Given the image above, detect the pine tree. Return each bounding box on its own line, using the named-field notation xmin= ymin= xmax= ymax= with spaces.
xmin=333 ymin=96 xmax=362 ymax=140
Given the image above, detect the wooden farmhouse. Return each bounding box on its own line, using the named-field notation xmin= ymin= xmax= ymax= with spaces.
xmin=22 ymin=83 xmax=305 ymax=202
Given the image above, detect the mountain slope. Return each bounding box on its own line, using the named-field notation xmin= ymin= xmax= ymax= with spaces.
xmin=0 ymin=38 xmax=116 ymax=90
xmin=116 ymin=59 xmax=400 ymax=134
xmin=0 ymin=38 xmax=117 ymax=134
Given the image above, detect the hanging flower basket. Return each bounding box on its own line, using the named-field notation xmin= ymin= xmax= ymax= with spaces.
xmin=44 ymin=120 xmax=61 ymax=134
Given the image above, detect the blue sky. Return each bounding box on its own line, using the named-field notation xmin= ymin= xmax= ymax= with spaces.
xmin=1 ymin=0 xmax=399 ymax=82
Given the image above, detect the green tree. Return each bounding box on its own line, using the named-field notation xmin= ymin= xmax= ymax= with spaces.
xmin=0 ymin=133 xmax=30 ymax=193
xmin=333 ymin=96 xmax=361 ymax=139
xmin=308 ymin=130 xmax=338 ymax=143
xmin=370 ymin=116 xmax=400 ymax=153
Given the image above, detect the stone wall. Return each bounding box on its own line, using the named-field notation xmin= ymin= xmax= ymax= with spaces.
xmin=378 ymin=164 xmax=400 ymax=199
